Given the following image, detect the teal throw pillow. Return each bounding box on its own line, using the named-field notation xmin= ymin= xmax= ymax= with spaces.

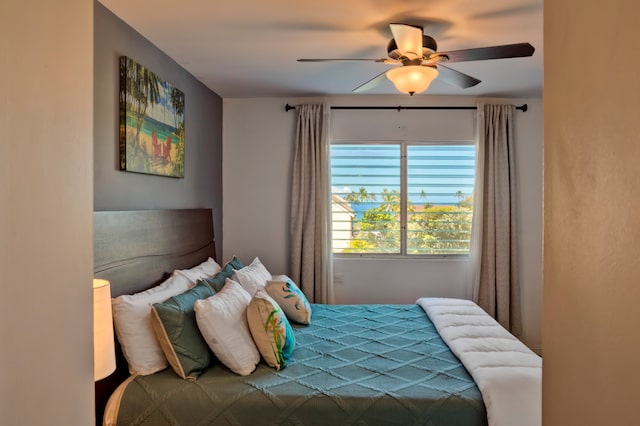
xmin=199 ymin=263 xmax=234 ymax=292
xmin=227 ymin=256 xmax=244 ymax=270
xmin=199 ymin=256 xmax=245 ymax=292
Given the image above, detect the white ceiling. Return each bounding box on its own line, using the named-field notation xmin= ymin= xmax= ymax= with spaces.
xmin=99 ymin=0 xmax=543 ymax=99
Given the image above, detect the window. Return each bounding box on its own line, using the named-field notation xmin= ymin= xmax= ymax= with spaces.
xmin=330 ymin=142 xmax=475 ymax=256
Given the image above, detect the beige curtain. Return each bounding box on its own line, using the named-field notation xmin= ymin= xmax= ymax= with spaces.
xmin=290 ymin=104 xmax=333 ymax=304
xmin=470 ymin=103 xmax=522 ymax=334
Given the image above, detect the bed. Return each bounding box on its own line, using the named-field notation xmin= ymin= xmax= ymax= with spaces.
xmin=94 ymin=209 xmax=541 ymax=426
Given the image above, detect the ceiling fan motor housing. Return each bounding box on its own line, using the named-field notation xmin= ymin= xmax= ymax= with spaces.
xmin=387 ymin=35 xmax=438 ymax=60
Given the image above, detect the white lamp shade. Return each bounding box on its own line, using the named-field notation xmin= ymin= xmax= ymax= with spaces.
xmin=386 ymin=65 xmax=439 ymax=95
xmin=94 ymin=278 xmax=116 ymax=381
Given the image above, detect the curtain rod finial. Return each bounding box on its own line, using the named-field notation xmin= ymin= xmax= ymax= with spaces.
xmin=285 ymin=104 xmax=296 ymax=112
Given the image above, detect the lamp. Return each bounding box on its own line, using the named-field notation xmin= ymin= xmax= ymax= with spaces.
xmin=94 ymin=278 xmax=116 ymax=381
xmin=386 ymin=65 xmax=439 ymax=95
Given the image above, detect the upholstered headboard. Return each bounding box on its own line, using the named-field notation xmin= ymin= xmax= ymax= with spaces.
xmin=93 ymin=209 xmax=216 ymax=424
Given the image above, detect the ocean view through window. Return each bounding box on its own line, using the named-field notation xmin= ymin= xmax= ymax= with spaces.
xmin=330 ymin=143 xmax=475 ymax=256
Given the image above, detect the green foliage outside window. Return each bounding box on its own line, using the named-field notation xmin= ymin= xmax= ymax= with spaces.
xmin=331 ymin=143 xmax=474 ymax=256
xmin=339 ymin=187 xmax=473 ymax=255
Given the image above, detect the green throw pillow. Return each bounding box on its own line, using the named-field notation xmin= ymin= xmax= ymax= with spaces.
xmin=151 ymin=281 xmax=215 ymax=380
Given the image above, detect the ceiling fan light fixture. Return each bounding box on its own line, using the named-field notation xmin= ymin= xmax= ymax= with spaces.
xmin=386 ymin=65 xmax=438 ymax=95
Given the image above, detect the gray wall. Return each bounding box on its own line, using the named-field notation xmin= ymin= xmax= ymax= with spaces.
xmin=94 ymin=2 xmax=223 ymax=256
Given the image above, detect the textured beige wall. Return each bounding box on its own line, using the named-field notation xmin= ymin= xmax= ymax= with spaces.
xmin=0 ymin=0 xmax=94 ymax=424
xmin=544 ymin=1 xmax=640 ymax=424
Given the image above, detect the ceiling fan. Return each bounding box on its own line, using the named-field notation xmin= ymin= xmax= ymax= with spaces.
xmin=298 ymin=23 xmax=535 ymax=95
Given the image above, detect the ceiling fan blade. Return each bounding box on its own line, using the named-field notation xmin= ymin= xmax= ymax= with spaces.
xmin=437 ymin=43 xmax=535 ymax=63
xmin=436 ymin=65 xmax=481 ymax=89
xmin=352 ymin=70 xmax=388 ymax=93
xmin=389 ymin=23 xmax=423 ymax=58
xmin=297 ymin=58 xmax=390 ymax=63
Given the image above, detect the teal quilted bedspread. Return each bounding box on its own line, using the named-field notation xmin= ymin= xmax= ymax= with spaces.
xmin=113 ymin=304 xmax=487 ymax=425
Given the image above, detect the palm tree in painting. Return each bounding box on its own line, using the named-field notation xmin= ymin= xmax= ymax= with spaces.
xmin=124 ymin=58 xmax=161 ymax=148
xmin=170 ymin=87 xmax=185 ymax=128
xmin=120 ymin=58 xmax=161 ymax=173
xmin=170 ymin=87 xmax=185 ymax=176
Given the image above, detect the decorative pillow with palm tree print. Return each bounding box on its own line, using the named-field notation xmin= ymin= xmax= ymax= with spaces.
xmin=266 ymin=275 xmax=311 ymax=325
xmin=247 ymin=290 xmax=295 ymax=370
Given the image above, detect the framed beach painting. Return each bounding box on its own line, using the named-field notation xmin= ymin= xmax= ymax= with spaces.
xmin=119 ymin=56 xmax=185 ymax=178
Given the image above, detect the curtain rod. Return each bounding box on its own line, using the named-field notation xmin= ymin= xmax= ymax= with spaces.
xmin=284 ymin=103 xmax=528 ymax=112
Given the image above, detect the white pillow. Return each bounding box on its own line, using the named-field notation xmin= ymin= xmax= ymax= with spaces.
xmin=112 ymin=271 xmax=195 ymax=375
xmin=175 ymin=257 xmax=222 ymax=283
xmin=231 ymin=257 xmax=272 ymax=295
xmin=266 ymin=275 xmax=312 ymax=324
xmin=194 ymin=279 xmax=259 ymax=376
